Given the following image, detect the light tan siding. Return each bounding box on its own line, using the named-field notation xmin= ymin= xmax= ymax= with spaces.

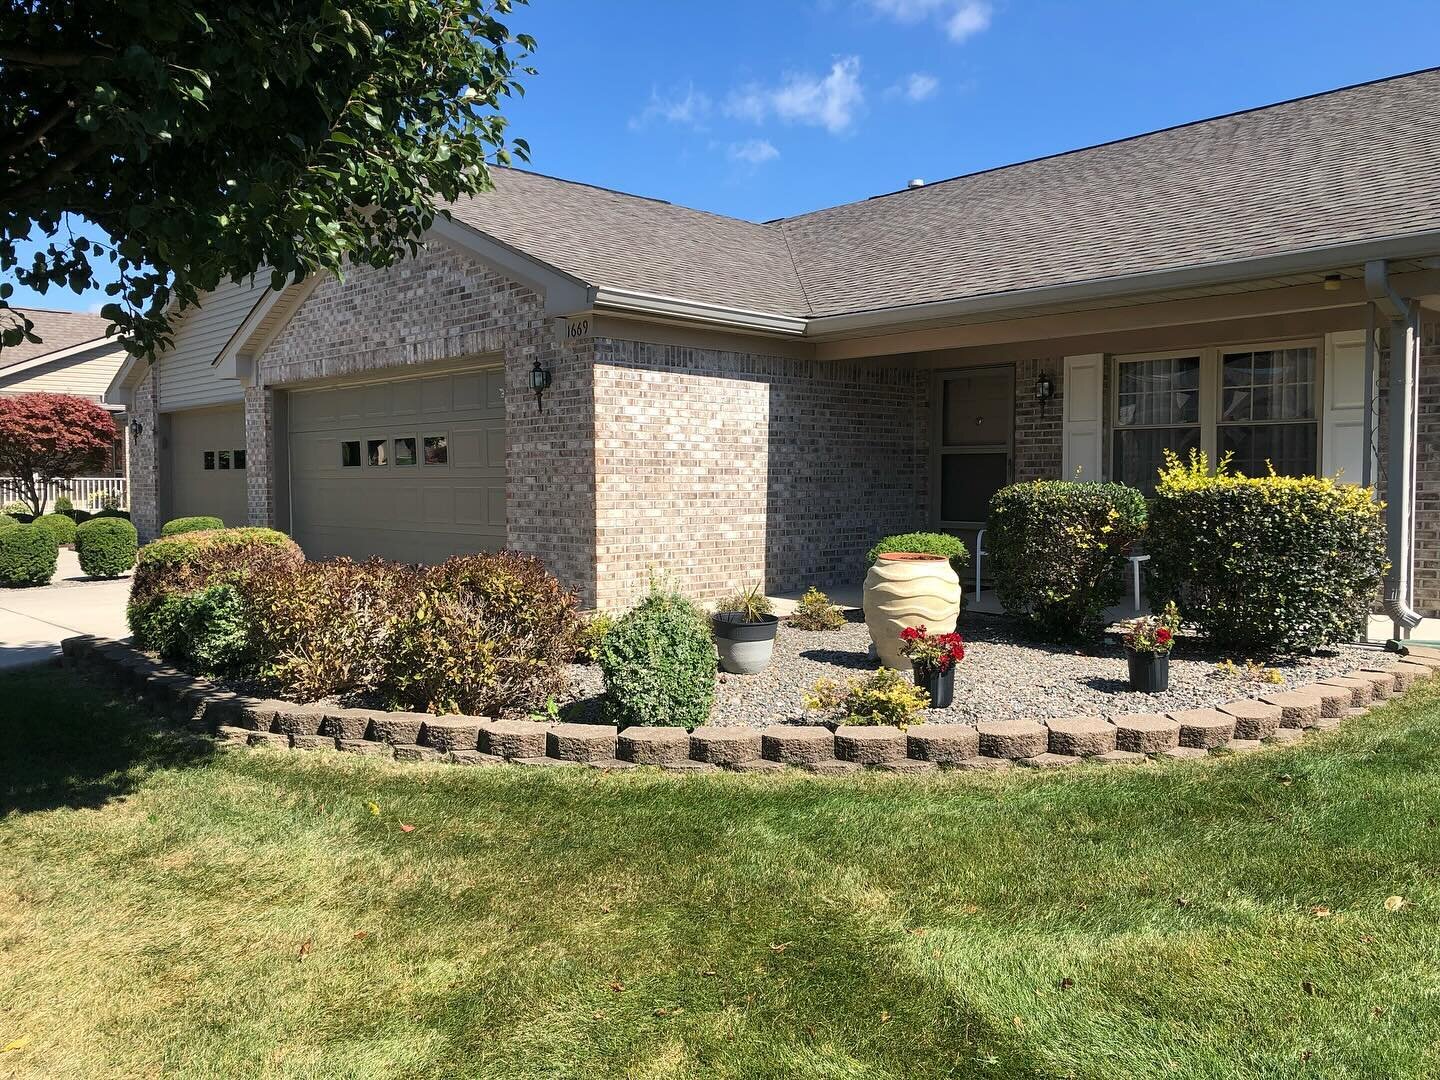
xmin=0 ymin=342 xmax=126 ymax=400
xmin=156 ymin=279 xmax=262 ymax=411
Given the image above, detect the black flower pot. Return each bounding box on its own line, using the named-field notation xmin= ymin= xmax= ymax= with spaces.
xmin=1126 ymin=648 xmax=1170 ymax=693
xmin=912 ymin=663 xmax=955 ymax=709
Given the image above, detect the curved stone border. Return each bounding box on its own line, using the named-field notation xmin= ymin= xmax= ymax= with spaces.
xmin=58 ymin=636 xmax=1440 ymax=775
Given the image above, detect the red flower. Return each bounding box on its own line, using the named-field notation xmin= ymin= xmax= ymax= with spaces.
xmin=900 ymin=625 xmax=926 ymax=642
xmin=1155 ymin=627 xmax=1173 ymax=645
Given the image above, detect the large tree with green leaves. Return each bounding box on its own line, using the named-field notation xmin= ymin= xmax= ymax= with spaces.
xmin=0 ymin=0 xmax=534 ymax=359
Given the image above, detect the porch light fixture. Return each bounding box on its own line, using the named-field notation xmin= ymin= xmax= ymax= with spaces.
xmin=129 ymin=418 xmax=143 ymax=437
xmin=1323 ymin=274 xmax=1343 ymax=291
xmin=1035 ymin=373 xmax=1055 ymax=417
xmin=529 ymin=359 xmax=553 ymax=412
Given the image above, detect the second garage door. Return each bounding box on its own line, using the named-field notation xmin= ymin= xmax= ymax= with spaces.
xmin=287 ymin=365 xmax=506 ymax=563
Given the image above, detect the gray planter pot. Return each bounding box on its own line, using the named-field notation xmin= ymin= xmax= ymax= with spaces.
xmin=712 ymin=612 xmax=780 ymax=674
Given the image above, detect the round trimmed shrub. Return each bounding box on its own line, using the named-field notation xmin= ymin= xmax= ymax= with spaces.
xmin=988 ymin=480 xmax=1147 ymax=642
xmin=75 ymin=517 xmax=138 ymax=578
xmin=1148 ymin=451 xmax=1386 ymax=653
xmin=128 ymin=528 xmax=302 ymax=650
xmin=0 ymin=524 xmax=59 ymax=586
xmin=92 ymin=508 xmax=131 ymax=521
xmin=0 ymin=514 xmax=18 ymax=530
xmin=599 ymin=585 xmax=717 ymax=728
xmin=867 ymin=531 xmax=968 ymax=576
xmin=145 ymin=583 xmax=253 ymax=674
xmin=34 ymin=512 xmax=77 ymax=547
xmin=162 ymin=515 xmax=225 ymax=536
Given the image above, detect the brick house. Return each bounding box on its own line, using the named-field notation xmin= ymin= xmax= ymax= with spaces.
xmin=109 ymin=70 xmax=1440 ymax=622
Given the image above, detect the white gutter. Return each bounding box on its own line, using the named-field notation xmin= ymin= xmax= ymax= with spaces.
xmin=803 ymin=230 xmax=1440 ymax=338
xmin=590 ymin=286 xmax=808 ymax=336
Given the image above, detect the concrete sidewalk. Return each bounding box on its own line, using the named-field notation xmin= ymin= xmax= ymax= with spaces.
xmin=0 ymin=549 xmax=131 ymax=670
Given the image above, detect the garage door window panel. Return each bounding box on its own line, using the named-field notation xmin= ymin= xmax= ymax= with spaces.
xmin=341 ymin=440 xmax=361 ymax=467
xmin=424 ymin=435 xmax=448 ymax=466
xmin=394 ymin=437 xmax=417 ymax=466
xmin=367 ymin=439 xmax=389 ymax=467
xmin=203 ymin=451 xmax=215 ymax=470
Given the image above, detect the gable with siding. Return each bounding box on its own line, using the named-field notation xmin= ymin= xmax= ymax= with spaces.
xmin=155 ymin=279 xmax=263 ymax=410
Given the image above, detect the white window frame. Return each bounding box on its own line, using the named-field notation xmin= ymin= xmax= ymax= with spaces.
xmin=1109 ymin=337 xmax=1323 ymax=483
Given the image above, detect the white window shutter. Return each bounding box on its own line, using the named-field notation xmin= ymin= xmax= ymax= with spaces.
xmin=1321 ymin=330 xmax=1371 ymax=485
xmin=1062 ymin=353 xmax=1105 ymax=482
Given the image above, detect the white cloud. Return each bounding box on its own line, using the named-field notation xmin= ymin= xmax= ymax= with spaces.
xmin=629 ymin=84 xmax=712 ymax=130
xmin=944 ymin=0 xmax=991 ymax=42
xmin=726 ymin=56 xmax=864 ymax=135
xmin=900 ymin=72 xmax=939 ymax=101
xmin=868 ymin=0 xmax=992 ymax=43
xmin=728 ymin=139 xmax=780 ymax=165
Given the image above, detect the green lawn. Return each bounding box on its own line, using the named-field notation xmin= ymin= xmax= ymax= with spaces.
xmin=2 ymin=668 xmax=1437 ymax=1079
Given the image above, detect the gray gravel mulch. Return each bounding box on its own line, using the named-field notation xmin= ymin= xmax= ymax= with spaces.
xmin=563 ymin=612 xmax=1393 ymax=728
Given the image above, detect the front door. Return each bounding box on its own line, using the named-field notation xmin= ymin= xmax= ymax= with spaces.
xmin=933 ymin=364 xmax=1015 ymax=569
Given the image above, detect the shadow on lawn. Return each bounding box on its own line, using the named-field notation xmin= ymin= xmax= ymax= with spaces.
xmin=0 ymin=666 xmax=214 ymax=816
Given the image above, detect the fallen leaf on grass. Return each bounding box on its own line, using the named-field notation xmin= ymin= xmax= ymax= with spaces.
xmin=1058 ymin=977 xmax=1075 ymax=991
xmin=352 ymin=931 xmax=369 ymax=941
xmin=1311 ymin=906 xmax=1332 ymax=918
xmin=367 ymin=802 xmax=380 ymax=817
xmin=879 ymin=1010 xmax=891 ymax=1024
xmin=769 ymin=943 xmax=789 ymax=954
xmin=608 ymin=981 xmax=625 ymax=993
xmin=592 ymin=1010 xmax=606 ymax=1020
xmin=654 ymin=1007 xmax=684 ymax=1018
xmin=399 ymin=823 xmax=416 ymax=833
xmin=1384 ymin=895 xmax=1407 ymax=912
xmin=1301 ymin=980 xmax=1319 ymax=997
xmin=298 ymin=939 xmax=312 ymax=961
xmin=1 ymin=1037 xmax=29 ymax=1053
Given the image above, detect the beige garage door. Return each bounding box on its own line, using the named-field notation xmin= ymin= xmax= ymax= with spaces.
xmin=287 ymin=364 xmax=507 ymax=563
xmin=168 ymin=405 xmax=249 ymax=526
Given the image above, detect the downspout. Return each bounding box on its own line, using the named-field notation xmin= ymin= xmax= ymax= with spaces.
xmin=1364 ymin=259 xmax=1423 ymax=636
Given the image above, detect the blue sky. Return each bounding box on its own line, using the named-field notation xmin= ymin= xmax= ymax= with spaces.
xmin=13 ymin=0 xmax=1438 ymax=313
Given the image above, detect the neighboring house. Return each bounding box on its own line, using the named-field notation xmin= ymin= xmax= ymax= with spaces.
xmin=110 ymin=69 xmax=1440 ymax=624
xmin=0 ymin=308 xmax=129 ymax=504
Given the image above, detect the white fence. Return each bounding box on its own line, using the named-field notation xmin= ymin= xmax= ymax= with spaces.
xmin=0 ymin=476 xmax=129 ymax=510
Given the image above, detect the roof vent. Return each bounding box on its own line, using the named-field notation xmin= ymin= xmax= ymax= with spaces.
xmin=907 ymin=178 xmax=925 ymax=189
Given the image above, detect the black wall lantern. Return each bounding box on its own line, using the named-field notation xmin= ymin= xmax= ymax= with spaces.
xmin=529 ymin=359 xmax=553 ymax=412
xmin=130 ymin=418 xmax=144 ymax=437
xmin=1035 ymin=372 xmax=1055 ymax=417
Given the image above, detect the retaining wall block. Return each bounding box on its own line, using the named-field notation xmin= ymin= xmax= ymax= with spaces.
xmin=1215 ymin=699 xmax=1284 ymax=740
xmin=1046 ymin=716 xmax=1117 ymax=757
xmin=248 ymin=731 xmax=289 ymax=750
xmin=759 ymin=725 xmax=835 ymax=765
xmin=1260 ymin=690 xmax=1324 ymax=728
xmin=420 ymin=715 xmax=485 ymax=753
xmin=1168 ymin=709 xmax=1236 ymax=749
xmin=291 ymin=734 xmax=338 ymax=752
xmin=617 ymin=726 xmax=692 ymax=766
xmin=1315 ymin=677 xmax=1372 ymax=709
xmin=394 ymin=744 xmax=443 ymax=763
xmin=976 ymin=720 xmax=1049 ymax=759
xmin=1366 ymin=664 xmax=1416 ymax=692
xmin=906 ymin=723 xmax=980 ymax=763
xmin=273 ymin=704 xmax=326 ymax=738
xmin=546 ymin=723 xmax=619 ymax=762
xmin=337 ymin=739 xmax=393 ymax=758
xmin=833 ymin=725 xmax=906 ymax=764
xmin=481 ymin=720 xmax=550 ymax=760
xmin=369 ymin=712 xmax=429 ymax=746
xmin=688 ymin=726 xmax=762 ymax=765
xmin=1348 ymin=669 xmax=1395 ymax=699
xmin=318 ymin=708 xmax=373 ymax=741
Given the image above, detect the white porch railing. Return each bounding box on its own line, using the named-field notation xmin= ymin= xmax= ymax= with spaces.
xmin=0 ymin=476 xmax=129 ymax=510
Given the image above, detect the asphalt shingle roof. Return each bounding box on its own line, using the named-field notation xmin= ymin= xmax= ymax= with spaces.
xmin=0 ymin=308 xmax=112 ymax=370
xmin=451 ymin=69 xmax=1440 ymax=322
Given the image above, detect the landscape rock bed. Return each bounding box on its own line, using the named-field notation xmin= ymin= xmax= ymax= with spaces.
xmin=564 ymin=614 xmax=1394 ymax=728
xmin=58 ymin=634 xmax=1439 ymax=777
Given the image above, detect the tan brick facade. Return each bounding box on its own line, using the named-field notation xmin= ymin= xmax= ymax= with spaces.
xmin=590 ymin=339 xmax=928 ymax=608
xmin=249 ymin=241 xmax=598 ymax=602
xmin=128 ymin=365 xmax=161 ymax=541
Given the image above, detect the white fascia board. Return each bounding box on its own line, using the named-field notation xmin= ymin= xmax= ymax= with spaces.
xmin=591 ymin=286 xmax=807 ymax=336
xmin=805 ymin=229 xmax=1440 ymax=339
xmin=104 ymin=352 xmax=146 ymax=407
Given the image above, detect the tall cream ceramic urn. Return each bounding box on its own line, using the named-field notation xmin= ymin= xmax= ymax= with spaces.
xmin=863 ymin=552 xmax=962 ymax=669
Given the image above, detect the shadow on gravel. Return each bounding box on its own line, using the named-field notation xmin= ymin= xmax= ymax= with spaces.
xmin=0 ymin=667 xmax=214 ymax=816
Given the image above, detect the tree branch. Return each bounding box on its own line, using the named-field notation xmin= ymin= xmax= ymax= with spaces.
xmin=0 ymin=134 xmax=104 ymax=209
xmin=0 ymin=99 xmax=74 ymax=160
xmin=0 ymin=46 xmax=108 ymax=68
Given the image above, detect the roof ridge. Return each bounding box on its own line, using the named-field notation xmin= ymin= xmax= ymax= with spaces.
xmin=493 ymin=165 xmax=771 ymax=231
xmin=774 ymin=65 xmax=1440 ymax=222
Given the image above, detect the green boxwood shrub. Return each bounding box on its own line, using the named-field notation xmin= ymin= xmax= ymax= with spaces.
xmin=1148 ymin=452 xmax=1386 ymax=653
xmin=161 ymin=515 xmax=225 ymax=537
xmin=599 ymin=585 xmax=716 ymax=728
xmin=34 ymin=512 xmax=76 ymax=547
xmin=92 ymin=508 xmax=131 ymax=521
xmin=146 ymin=583 xmax=253 ymax=674
xmin=0 ymin=514 xmax=17 ymax=530
xmin=0 ymin=524 xmax=59 ymax=586
xmin=75 ymin=517 xmax=139 ymax=578
xmin=54 ymin=495 xmax=74 ymax=513
xmin=988 ymin=480 xmax=1147 ymax=642
xmin=867 ymin=531 xmax=968 ymax=576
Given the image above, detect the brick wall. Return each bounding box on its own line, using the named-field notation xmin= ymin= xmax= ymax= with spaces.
xmin=252 ymin=243 xmax=599 ymax=604
xmin=1411 ymin=322 xmax=1440 ymax=614
xmin=1012 ymin=357 xmax=1064 ymax=482
xmin=590 ymin=338 xmax=927 ymax=608
xmin=129 ymin=364 xmax=161 ymax=541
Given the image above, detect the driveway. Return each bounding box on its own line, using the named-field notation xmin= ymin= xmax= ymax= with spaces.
xmin=0 ymin=549 xmax=131 ymax=670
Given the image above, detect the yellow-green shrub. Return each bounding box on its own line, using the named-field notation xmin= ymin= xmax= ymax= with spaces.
xmin=789 ymin=586 xmax=846 ymax=631
xmin=805 ymin=668 xmax=930 ymax=727
xmin=1148 ymin=451 xmax=1386 ymax=652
